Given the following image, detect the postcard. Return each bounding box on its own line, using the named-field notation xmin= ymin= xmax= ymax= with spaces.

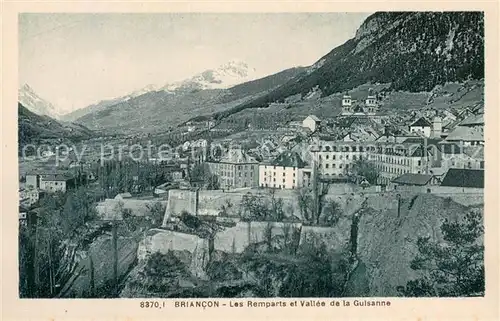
xmin=2 ymin=1 xmax=499 ymax=320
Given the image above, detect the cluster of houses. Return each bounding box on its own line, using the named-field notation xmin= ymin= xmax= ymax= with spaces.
xmin=201 ymin=97 xmax=484 ymax=193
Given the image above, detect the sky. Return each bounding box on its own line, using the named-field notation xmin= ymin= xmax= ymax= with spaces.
xmin=19 ymin=12 xmax=372 ymax=114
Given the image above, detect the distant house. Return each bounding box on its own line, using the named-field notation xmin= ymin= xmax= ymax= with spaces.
xmin=302 ymin=115 xmax=322 ymax=132
xmin=19 ymin=187 xmax=43 ymax=207
xmin=259 ymin=151 xmax=312 ymax=189
xmin=39 ymin=174 xmax=73 ymax=193
xmin=115 ymin=192 xmax=133 ymax=200
xmin=19 ymin=205 xmax=29 ymax=227
xmin=409 ymin=117 xmax=432 ymax=137
xmin=440 ymin=168 xmax=484 ymax=188
xmin=171 ymin=170 xmax=184 ymax=181
xmin=206 ymin=148 xmax=259 ymax=190
xmin=25 ymin=172 xmax=40 ymax=189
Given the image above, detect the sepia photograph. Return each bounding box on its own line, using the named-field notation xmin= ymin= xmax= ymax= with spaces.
xmin=16 ymin=10 xmax=487 ymax=302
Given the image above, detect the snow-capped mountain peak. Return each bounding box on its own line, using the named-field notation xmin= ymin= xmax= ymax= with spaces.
xmin=163 ymin=60 xmax=258 ymax=91
xmin=18 ymin=84 xmax=62 ymax=119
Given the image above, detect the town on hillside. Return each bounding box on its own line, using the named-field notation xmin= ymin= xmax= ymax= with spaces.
xmin=17 ymin=12 xmax=486 ymax=300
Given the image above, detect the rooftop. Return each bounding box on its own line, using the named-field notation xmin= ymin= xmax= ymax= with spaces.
xmin=219 ymin=148 xmax=258 ymax=164
xmin=459 ymin=114 xmax=484 ymax=126
xmin=271 ymin=151 xmax=308 ymax=168
xmin=41 ymin=174 xmax=73 ymax=182
xmin=305 ymin=115 xmax=321 ymax=122
xmin=392 ymin=173 xmax=434 ymax=186
xmin=445 ymin=126 xmax=484 ymax=142
xmin=409 ymin=117 xmax=432 ymax=127
xmin=440 ymin=168 xmax=484 ymax=188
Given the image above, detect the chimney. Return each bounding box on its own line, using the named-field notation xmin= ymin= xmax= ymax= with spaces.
xmin=432 ymin=117 xmax=442 ymax=138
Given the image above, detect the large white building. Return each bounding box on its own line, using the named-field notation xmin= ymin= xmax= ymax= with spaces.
xmin=310 ymin=142 xmax=372 ymax=178
xmin=259 ymin=151 xmax=312 ymax=189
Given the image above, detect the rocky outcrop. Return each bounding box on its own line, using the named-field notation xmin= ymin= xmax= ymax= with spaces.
xmin=137 ymin=229 xmax=210 ymax=279
xmin=353 ymin=193 xmax=473 ymax=296
xmin=59 ymin=235 xmax=139 ymax=298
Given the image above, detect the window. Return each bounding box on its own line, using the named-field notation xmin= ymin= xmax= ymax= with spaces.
xmin=293 ymin=179 xmax=296 ymax=184
xmin=273 ymin=166 xmax=276 ymax=170
xmin=333 ymin=164 xmax=336 ymax=168
xmin=273 ymin=178 xmax=276 ymax=182
xmin=417 ymin=160 xmax=421 ymax=166
xmin=264 ymin=178 xmax=267 ymax=182
xmin=273 ymin=172 xmax=276 ymax=176
xmin=283 ymin=173 xmax=286 ymax=177
xmin=283 ymin=179 xmax=285 ymax=183
xmin=333 ymin=155 xmax=336 ymax=160
xmin=326 ymin=164 xmax=329 ymax=168
xmin=346 ymin=155 xmax=349 ymax=160
xmin=326 ymin=155 xmax=329 ymax=160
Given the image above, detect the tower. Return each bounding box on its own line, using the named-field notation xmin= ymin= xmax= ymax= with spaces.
xmin=432 ymin=117 xmax=442 ymax=138
xmin=342 ymin=93 xmax=352 ymax=115
xmin=365 ymin=94 xmax=378 ymax=115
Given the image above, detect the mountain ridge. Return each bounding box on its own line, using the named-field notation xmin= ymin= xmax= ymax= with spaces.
xmin=225 ymin=12 xmax=484 ymax=115
xmin=18 ymin=84 xmax=63 ymax=120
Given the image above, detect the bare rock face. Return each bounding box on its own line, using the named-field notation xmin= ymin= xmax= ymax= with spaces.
xmin=137 ymin=229 xmax=210 ymax=279
xmin=353 ymin=194 xmax=474 ymax=296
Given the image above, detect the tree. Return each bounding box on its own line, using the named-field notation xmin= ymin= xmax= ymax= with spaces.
xmin=402 ymin=210 xmax=484 ymax=297
xmin=206 ymin=174 xmax=220 ymax=190
xmin=296 ymin=188 xmax=314 ymax=223
xmin=351 ymin=158 xmax=380 ymax=185
xmin=146 ymin=202 xmax=166 ymax=227
xmin=190 ymin=163 xmax=220 ymax=190
xmin=240 ymin=193 xmax=270 ymax=221
xmin=321 ymin=200 xmax=342 ymax=227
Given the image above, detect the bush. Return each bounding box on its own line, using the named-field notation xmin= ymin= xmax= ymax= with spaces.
xmin=180 ymin=211 xmax=201 ymax=229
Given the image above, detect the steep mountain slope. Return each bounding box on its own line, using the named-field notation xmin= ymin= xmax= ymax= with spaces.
xmin=62 ymin=60 xmax=260 ymax=123
xmin=231 ymin=11 xmax=484 ymax=112
xmin=18 ymin=84 xmax=63 ymax=119
xmin=62 ymin=85 xmax=161 ymax=122
xmin=73 ymin=66 xmax=305 ymax=133
xmin=18 ymin=102 xmax=93 ymax=149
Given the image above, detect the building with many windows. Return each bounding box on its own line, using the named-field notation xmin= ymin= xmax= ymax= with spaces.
xmin=258 ymin=151 xmax=312 ymax=189
xmin=206 ymin=148 xmax=258 ymax=190
xmin=309 ymin=142 xmax=373 ymax=178
xmin=39 ymin=174 xmax=73 ymax=192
